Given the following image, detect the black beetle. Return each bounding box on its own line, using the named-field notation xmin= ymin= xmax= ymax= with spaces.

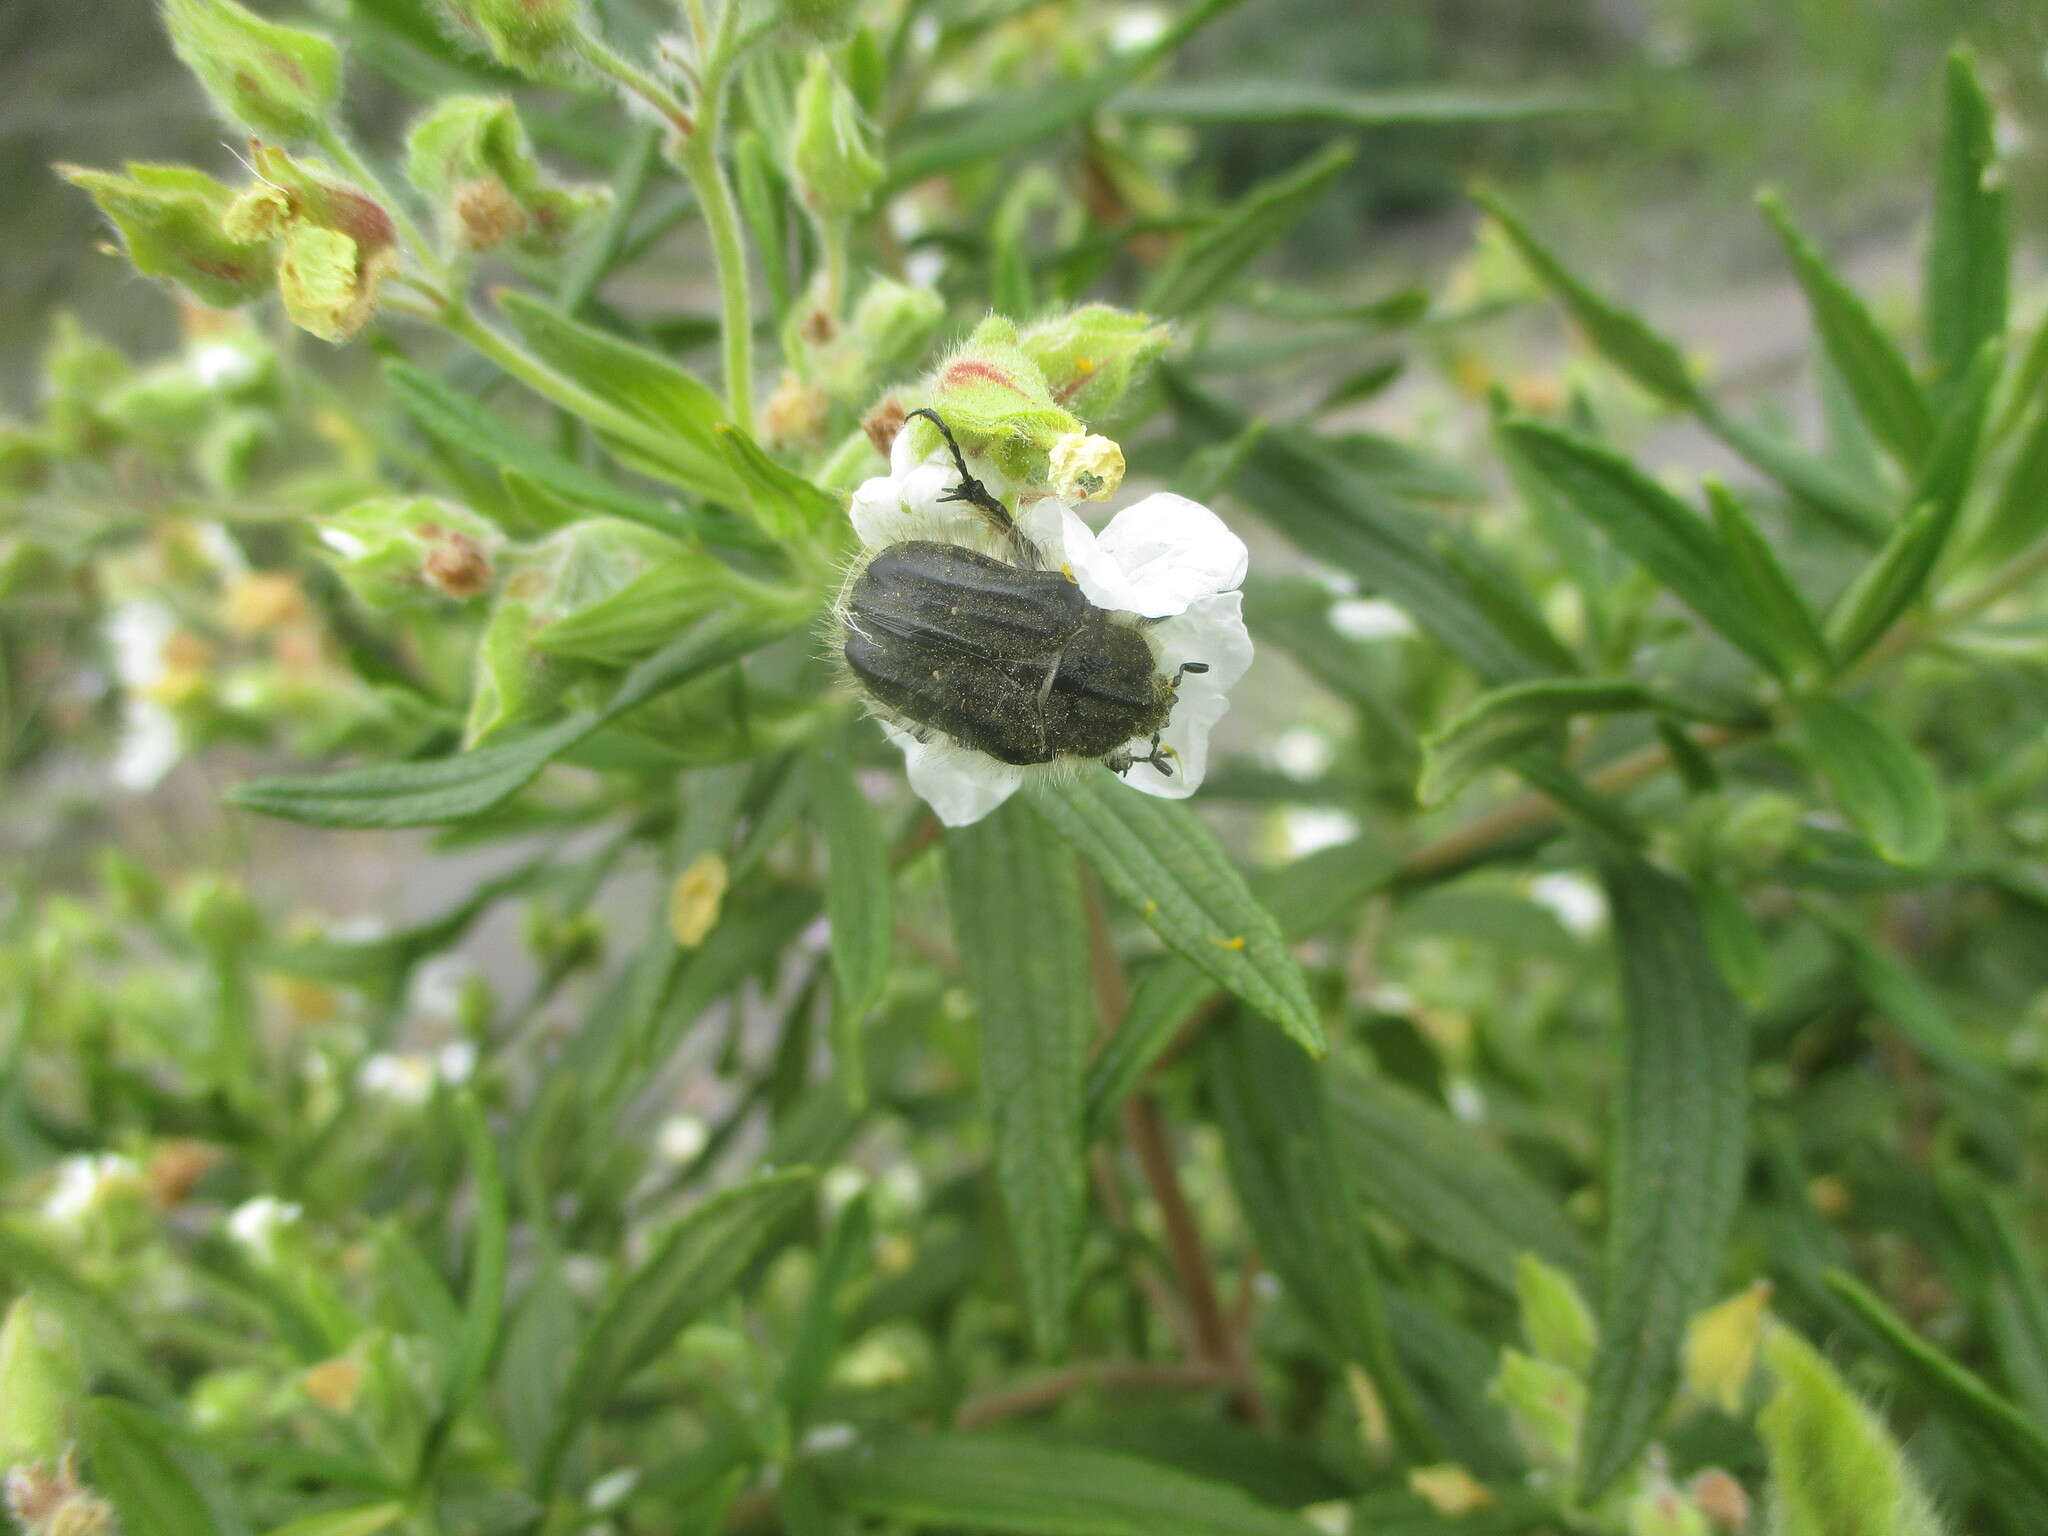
xmin=839 ymin=410 xmax=1207 ymax=776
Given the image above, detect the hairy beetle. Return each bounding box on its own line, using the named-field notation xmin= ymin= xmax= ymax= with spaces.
xmin=839 ymin=410 xmax=1207 ymax=776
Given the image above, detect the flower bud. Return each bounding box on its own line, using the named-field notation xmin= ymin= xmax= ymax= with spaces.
xmin=431 ymin=0 xmax=585 ymax=80
xmin=60 ymin=163 xmax=275 ymax=308
xmin=1488 ymin=1348 xmax=1583 ymax=1476
xmin=1627 ymin=1475 xmax=1713 ymax=1536
xmin=915 ymin=315 xmax=1084 ymax=482
xmin=6 ymin=1456 xmax=116 ymax=1536
xmin=320 ymin=496 xmax=503 ymax=611
xmin=163 ymin=0 xmax=341 ymax=138
xmin=789 ymin=56 xmax=883 ymax=220
xmin=405 ymin=96 xmax=610 ymax=254
xmin=668 ymin=853 xmax=729 ymax=949
xmin=816 ymin=278 xmax=944 ymax=403
xmin=1018 ymin=305 xmax=1171 ymax=423
xmin=224 ymin=145 xmax=398 ymax=344
xmin=1682 ymin=1281 xmax=1770 ymax=1416
xmin=0 ymin=1300 xmax=82 ymax=1468
xmin=1047 ymin=431 xmax=1124 ymax=501
xmin=1514 ymin=1253 xmax=1597 ymax=1378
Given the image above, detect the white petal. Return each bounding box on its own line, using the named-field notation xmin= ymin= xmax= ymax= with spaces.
xmin=848 ymin=446 xmax=1032 ymax=559
xmin=1070 ymin=493 xmax=1248 ymax=618
xmin=881 ymin=722 xmax=1025 ymax=826
xmin=1116 ymin=590 xmax=1252 ymax=801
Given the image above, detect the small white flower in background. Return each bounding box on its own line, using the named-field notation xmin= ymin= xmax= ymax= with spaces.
xmin=801 ymin=1422 xmax=859 ymax=1455
xmin=820 ymin=1163 xmax=869 ymax=1217
xmin=845 ymin=430 xmax=1253 ymax=828
xmin=42 ymin=1153 xmax=143 ymax=1224
xmin=1279 ymin=808 xmax=1359 ymax=859
xmin=437 ymin=1039 xmax=478 ymax=1086
xmin=1269 ymin=727 xmax=1335 ymax=783
xmin=227 ymin=1195 xmax=302 ymax=1261
xmin=407 ymin=954 xmax=476 ymax=1024
xmin=655 ymin=1113 xmax=710 ymax=1165
xmin=1529 ymin=871 xmax=1607 ymax=937
xmin=1329 ymin=597 xmax=1415 ymax=643
xmin=586 ymin=1468 xmax=640 ymax=1512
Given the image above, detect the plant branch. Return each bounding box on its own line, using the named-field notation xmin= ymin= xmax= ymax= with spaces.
xmin=954 ymin=1359 xmax=1235 ymax=1429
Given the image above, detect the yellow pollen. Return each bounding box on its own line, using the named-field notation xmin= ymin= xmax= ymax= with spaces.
xmin=1210 ymin=935 xmax=1246 ymax=951
xmin=1074 ymin=355 xmax=1096 ymax=373
xmin=1060 ymin=562 xmax=1077 ymax=582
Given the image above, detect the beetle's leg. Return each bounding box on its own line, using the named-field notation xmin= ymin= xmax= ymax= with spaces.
xmin=1168 ymin=661 xmax=1210 ymax=690
xmin=908 ymin=406 xmax=1016 ymax=528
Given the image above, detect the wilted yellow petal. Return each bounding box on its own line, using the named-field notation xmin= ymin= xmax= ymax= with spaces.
xmin=668 ymin=853 xmax=730 ymax=949
xmin=1408 ymin=1464 xmax=1494 ymax=1516
xmin=1684 ymin=1279 xmax=1772 ymax=1415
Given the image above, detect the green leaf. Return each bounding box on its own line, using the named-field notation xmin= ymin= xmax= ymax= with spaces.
xmin=261 ymin=1506 xmax=408 ymax=1536
xmin=883 ymin=0 xmax=1244 ymax=189
xmin=715 ymin=422 xmax=840 ymax=538
xmin=1208 ymin=1019 xmax=1432 ymax=1453
xmin=944 ymin=801 xmax=1092 ymax=1356
xmin=1691 ymin=401 xmax=1892 ymax=540
xmin=1793 ymin=694 xmax=1946 ymax=866
xmin=1141 ymin=141 xmax=1354 ymax=318
xmin=1826 ymin=1268 xmax=2048 ymax=1509
xmin=1121 ymin=80 xmax=1602 ymax=126
xmin=1966 ymin=395 xmax=2048 ymax=568
xmin=813 ymin=1433 xmax=1326 ymax=1536
xmin=1758 ymin=1325 xmax=1948 ymax=1536
xmin=1704 ymin=479 xmax=1833 ymax=680
xmin=1031 ymin=776 xmax=1323 ymax=1057
xmin=1502 ymin=420 xmax=1786 ymax=673
xmin=1925 ymin=49 xmax=2009 ymax=397
xmin=496 ymin=290 xmax=743 ymax=502
xmin=541 ymin=1168 xmax=814 ymax=1487
xmin=1332 ymin=1069 xmax=1593 ymax=1294
xmin=1824 ymin=503 xmax=1944 ymax=666
xmin=86 ymin=1399 xmax=247 ymax=1536
xmin=1086 ymin=838 xmax=1400 ymax=1135
xmin=1165 ymin=368 xmax=1556 ymax=683
xmin=810 ymin=747 xmax=891 ymax=1106
xmin=1822 ymin=917 xmax=2011 ymax=1093
xmin=777 ymin=1195 xmax=872 ymax=1426
xmin=531 ymin=559 xmax=735 ymax=666
xmin=1578 ymin=859 xmax=1747 ymax=1501
xmin=1474 ymin=189 xmax=1697 ymax=406
xmin=445 ymin=1094 xmax=509 ymax=1423
xmin=1759 ymin=190 xmax=1933 ymax=466
xmin=1420 ymin=678 xmax=1657 ymax=807
xmin=383 ymin=362 xmax=694 ymax=539
xmin=230 ymin=611 xmax=791 ymax=828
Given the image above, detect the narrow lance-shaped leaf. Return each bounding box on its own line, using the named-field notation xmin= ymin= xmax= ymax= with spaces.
xmin=944 ymin=801 xmax=1092 ymax=1357
xmin=85 ymin=1399 xmax=250 ymax=1536
xmin=813 ymin=1434 xmax=1327 ymax=1536
xmin=260 ymin=1507 xmax=408 ymax=1536
xmin=810 ymin=747 xmax=892 ymax=1106
xmin=1420 ymin=678 xmax=1657 ymax=808
xmin=1759 ymin=189 xmax=1933 ymax=467
xmin=883 ymin=0 xmax=1245 ymax=189
xmin=1703 ymin=479 xmax=1833 ymax=681
xmin=384 ymin=361 xmax=696 ymax=540
xmin=1826 ymin=1268 xmax=2048 ymax=1509
xmin=1031 ymin=775 xmax=1324 ymax=1057
xmin=1121 ymin=79 xmax=1602 ymax=127
xmin=230 ymin=610 xmax=794 ymax=829
xmin=1208 ymin=1019 xmax=1434 ymax=1454
xmin=1965 ymin=393 xmax=2048 ymax=569
xmin=1165 ymin=367 xmax=1556 ymax=684
xmin=1578 ymin=859 xmax=1748 ymax=1501
xmin=1925 ymin=49 xmax=2009 ymax=397
xmin=1142 ymin=140 xmax=1355 ymax=319
xmin=1502 ymin=420 xmax=1786 ymax=674
xmin=1793 ymin=693 xmax=1946 ymax=867
xmin=444 ymin=1094 xmax=509 ymax=1422
xmin=540 ymin=1168 xmax=814 ymax=1488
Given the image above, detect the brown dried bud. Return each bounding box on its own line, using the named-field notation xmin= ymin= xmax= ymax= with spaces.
xmin=1688 ymin=1470 xmax=1751 ymax=1530
xmin=862 ymin=395 xmax=907 ymax=456
xmin=422 ymin=527 xmax=494 ymax=598
xmin=146 ymin=1139 xmax=221 ymax=1207
xmin=761 ymin=371 xmax=831 ymax=451
xmin=451 ymin=176 xmax=529 ymax=252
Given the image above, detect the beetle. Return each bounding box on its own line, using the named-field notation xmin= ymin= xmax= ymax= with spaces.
xmin=839 ymin=409 xmax=1208 ymax=777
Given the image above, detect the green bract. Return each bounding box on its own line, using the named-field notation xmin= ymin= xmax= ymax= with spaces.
xmin=162 ymin=0 xmax=342 ymax=139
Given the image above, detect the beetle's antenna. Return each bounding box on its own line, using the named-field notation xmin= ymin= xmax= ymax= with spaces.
xmin=906 ymin=407 xmax=1016 ymax=534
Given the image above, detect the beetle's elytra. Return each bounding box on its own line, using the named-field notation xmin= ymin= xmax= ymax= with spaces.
xmin=840 ymin=411 xmax=1207 ymax=777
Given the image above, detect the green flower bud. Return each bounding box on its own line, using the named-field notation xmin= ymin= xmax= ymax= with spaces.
xmin=1758 ymin=1324 xmax=1945 ymax=1536
xmin=404 ymin=96 xmax=610 ymax=254
xmin=1018 ymin=304 xmax=1171 ymax=423
xmin=0 ymin=1299 xmax=83 ymax=1467
xmin=789 ymin=55 xmax=883 ymax=220
xmin=1515 ymin=1254 xmax=1598 ymax=1378
xmin=430 ymin=0 xmax=585 ymax=80
xmin=183 ymin=872 xmax=262 ymax=952
xmin=60 ymin=163 xmax=276 ymax=308
xmin=1715 ymin=791 xmax=1804 ymax=875
xmin=1489 ymin=1348 xmax=1583 ymax=1477
xmin=321 ymin=496 xmax=504 ymax=611
xmin=1626 ymin=1475 xmax=1713 ymax=1536
xmin=815 ymin=277 xmax=944 ymax=402
xmin=466 ymin=518 xmax=677 ymax=744
xmin=913 ymin=315 xmax=1084 ymax=483
xmin=775 ymin=0 xmax=863 ymax=44
xmin=163 ymin=0 xmax=342 ymax=139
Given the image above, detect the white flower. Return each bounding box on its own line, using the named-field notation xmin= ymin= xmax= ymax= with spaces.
xmin=655 ymin=1114 xmax=709 ymax=1165
xmin=43 ymin=1153 xmax=142 ymax=1224
xmin=357 ymin=1051 xmax=436 ymax=1106
xmin=1529 ymin=871 xmax=1607 ymax=937
xmin=227 ymin=1195 xmax=302 ymax=1260
xmin=845 ymin=433 xmax=1253 ymax=828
